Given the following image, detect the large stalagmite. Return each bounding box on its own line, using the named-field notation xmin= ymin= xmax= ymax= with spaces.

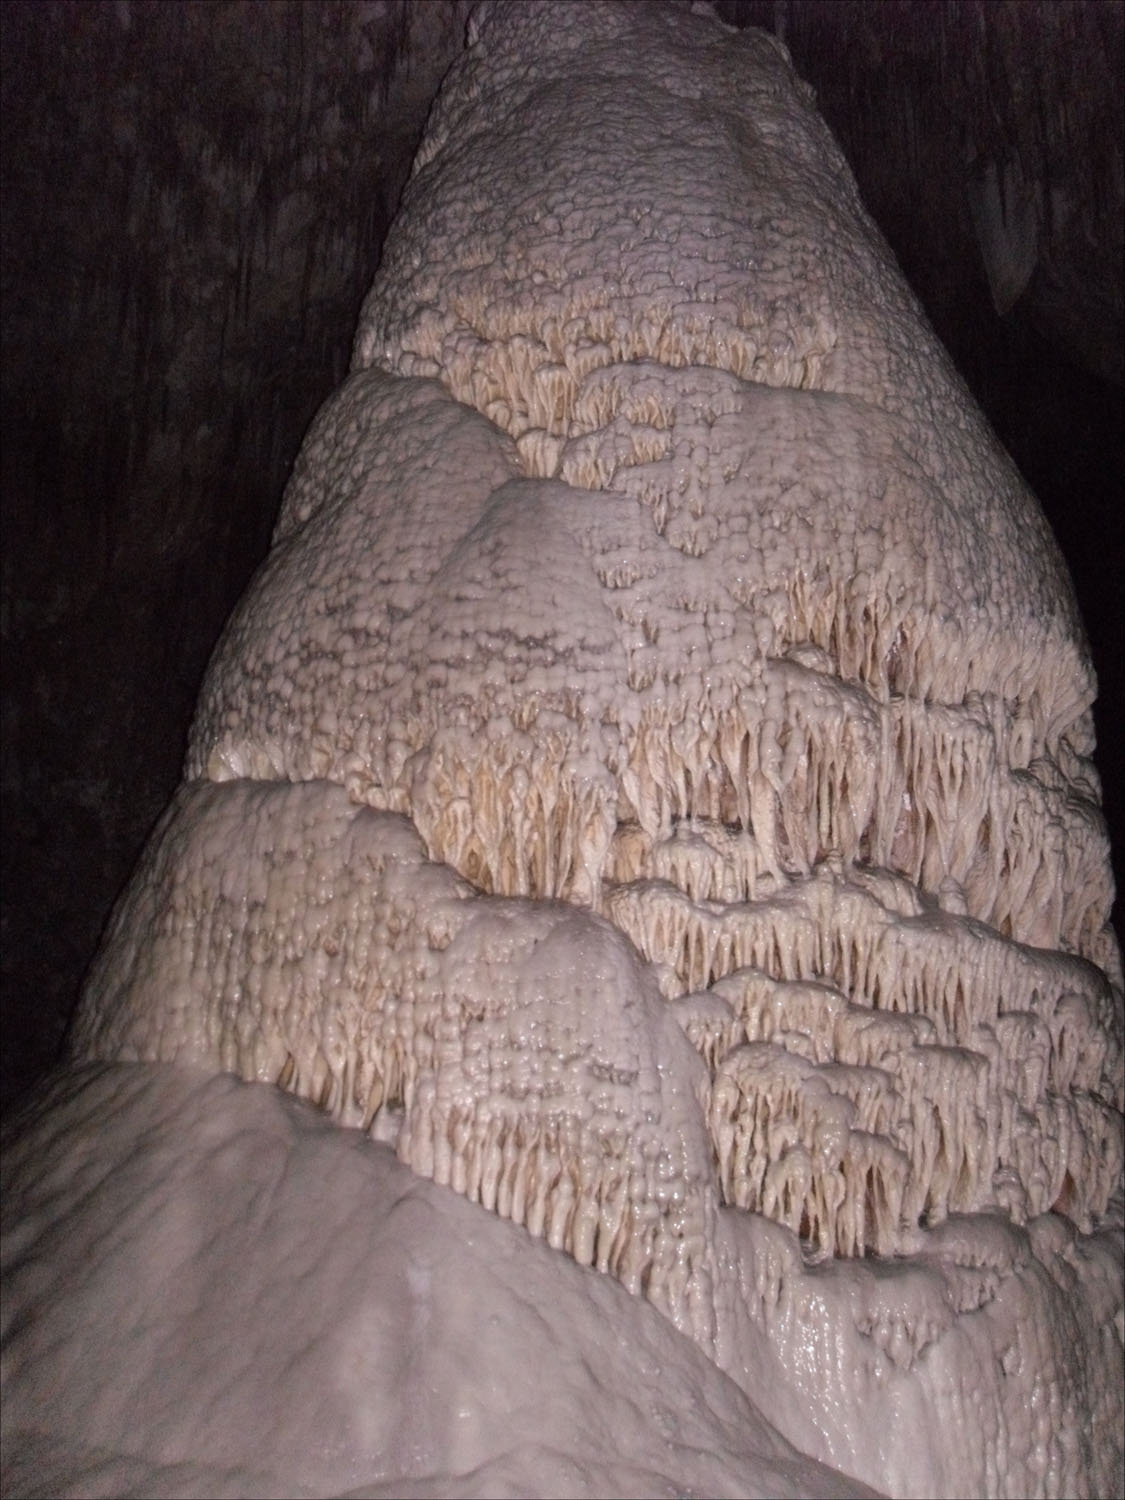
xmin=4 ymin=4 xmax=1122 ymax=1498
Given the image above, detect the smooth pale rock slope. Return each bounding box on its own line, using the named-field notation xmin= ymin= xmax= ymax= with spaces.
xmin=1 ymin=1064 xmax=871 ymax=1500
xmin=4 ymin=3 xmax=1123 ymax=1498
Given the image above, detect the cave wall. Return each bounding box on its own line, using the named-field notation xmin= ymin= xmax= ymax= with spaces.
xmin=1 ymin=0 xmax=1121 ymax=1114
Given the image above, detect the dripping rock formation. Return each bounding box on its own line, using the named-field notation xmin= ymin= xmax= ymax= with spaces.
xmin=3 ymin=4 xmax=1122 ymax=1499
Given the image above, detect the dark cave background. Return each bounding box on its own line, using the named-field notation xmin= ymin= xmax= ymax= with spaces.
xmin=1 ymin=0 xmax=1122 ymax=1115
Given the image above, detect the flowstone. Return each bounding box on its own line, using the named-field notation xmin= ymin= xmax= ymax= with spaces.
xmin=18 ymin=3 xmax=1125 ymax=1497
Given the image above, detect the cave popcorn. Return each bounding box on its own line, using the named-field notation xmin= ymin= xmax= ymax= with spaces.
xmin=6 ymin=4 xmax=1122 ymax=1498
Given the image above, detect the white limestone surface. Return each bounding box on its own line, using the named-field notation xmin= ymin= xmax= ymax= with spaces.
xmin=16 ymin=1 xmax=1125 ymax=1496
xmin=0 ymin=1063 xmax=878 ymax=1500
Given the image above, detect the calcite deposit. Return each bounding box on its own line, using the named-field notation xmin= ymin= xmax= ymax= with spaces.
xmin=16 ymin=2 xmax=1125 ymax=1497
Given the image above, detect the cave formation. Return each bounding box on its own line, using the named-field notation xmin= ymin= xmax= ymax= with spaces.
xmin=2 ymin=0 xmax=1121 ymax=1114
xmin=1 ymin=3 xmax=1122 ymax=1499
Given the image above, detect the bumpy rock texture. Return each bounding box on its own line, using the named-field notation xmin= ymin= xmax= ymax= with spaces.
xmin=50 ymin=2 xmax=1125 ymax=1496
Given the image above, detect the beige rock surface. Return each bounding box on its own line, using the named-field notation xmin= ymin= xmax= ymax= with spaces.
xmin=9 ymin=3 xmax=1122 ymax=1497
